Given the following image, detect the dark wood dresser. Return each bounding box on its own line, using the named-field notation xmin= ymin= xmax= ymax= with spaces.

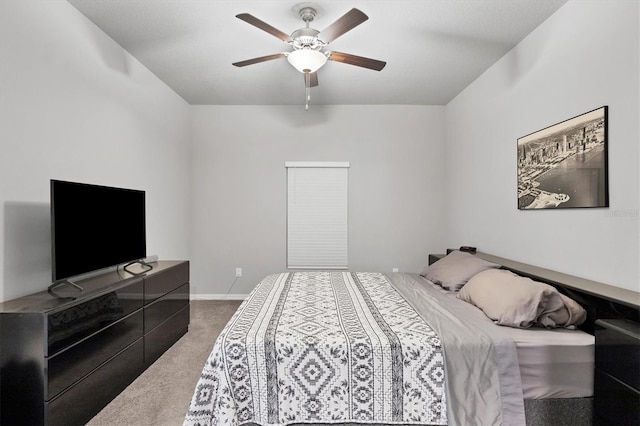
xmin=0 ymin=260 xmax=189 ymax=425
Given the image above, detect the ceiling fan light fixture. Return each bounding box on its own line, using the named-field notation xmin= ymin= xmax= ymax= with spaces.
xmin=287 ymin=49 xmax=327 ymax=73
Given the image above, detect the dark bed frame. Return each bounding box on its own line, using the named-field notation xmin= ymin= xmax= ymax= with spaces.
xmin=432 ymin=250 xmax=639 ymax=332
xmin=430 ymin=250 xmax=640 ymax=426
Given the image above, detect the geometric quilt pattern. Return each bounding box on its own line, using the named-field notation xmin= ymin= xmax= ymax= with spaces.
xmin=184 ymin=272 xmax=447 ymax=426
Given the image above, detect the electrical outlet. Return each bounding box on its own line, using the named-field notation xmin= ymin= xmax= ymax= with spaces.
xmin=235 ymin=267 xmax=242 ymax=277
xmin=392 ymin=267 xmax=399 ymax=272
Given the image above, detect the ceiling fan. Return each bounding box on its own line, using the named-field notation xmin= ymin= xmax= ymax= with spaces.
xmin=232 ymin=6 xmax=386 ymax=109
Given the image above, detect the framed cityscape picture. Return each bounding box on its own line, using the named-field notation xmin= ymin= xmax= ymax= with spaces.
xmin=517 ymin=106 xmax=609 ymax=209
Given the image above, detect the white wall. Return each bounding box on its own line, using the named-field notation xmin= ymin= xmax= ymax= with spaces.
xmin=190 ymin=105 xmax=446 ymax=296
xmin=0 ymin=1 xmax=191 ymax=301
xmin=2 ymin=0 xmax=636 ymax=302
xmin=445 ymin=0 xmax=639 ymax=291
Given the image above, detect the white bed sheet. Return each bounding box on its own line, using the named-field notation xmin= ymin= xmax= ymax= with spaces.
xmin=502 ymin=326 xmax=594 ymax=399
xmin=421 ymin=276 xmax=594 ymax=400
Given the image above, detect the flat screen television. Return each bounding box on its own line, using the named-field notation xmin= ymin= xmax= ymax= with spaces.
xmin=51 ymin=179 xmax=146 ymax=283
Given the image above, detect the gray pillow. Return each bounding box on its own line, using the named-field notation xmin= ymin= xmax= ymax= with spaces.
xmin=420 ymin=250 xmax=501 ymax=291
xmin=457 ymin=268 xmax=587 ymax=329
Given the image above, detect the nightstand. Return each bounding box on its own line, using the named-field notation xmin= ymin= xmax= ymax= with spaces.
xmin=594 ymin=318 xmax=640 ymax=425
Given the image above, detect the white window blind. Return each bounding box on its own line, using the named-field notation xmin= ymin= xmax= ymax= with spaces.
xmin=286 ymin=162 xmax=349 ymax=269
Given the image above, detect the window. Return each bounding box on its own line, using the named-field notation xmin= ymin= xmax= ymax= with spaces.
xmin=286 ymin=162 xmax=349 ymax=269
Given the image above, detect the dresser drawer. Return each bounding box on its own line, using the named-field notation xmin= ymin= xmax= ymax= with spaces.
xmin=145 ymin=304 xmax=189 ymax=364
xmin=47 ymin=280 xmax=143 ymax=356
xmin=594 ymin=368 xmax=640 ymax=425
xmin=595 ymin=319 xmax=640 ymax=390
xmin=46 ymin=338 xmax=144 ymax=426
xmin=144 ymin=261 xmax=189 ymax=304
xmin=144 ymin=282 xmax=189 ymax=333
xmin=47 ymin=310 xmax=143 ymax=399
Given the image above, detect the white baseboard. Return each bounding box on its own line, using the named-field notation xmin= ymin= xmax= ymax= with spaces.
xmin=190 ymin=294 xmax=248 ymax=300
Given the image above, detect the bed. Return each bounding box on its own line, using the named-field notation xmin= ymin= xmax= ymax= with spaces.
xmin=184 ymin=251 xmax=630 ymax=426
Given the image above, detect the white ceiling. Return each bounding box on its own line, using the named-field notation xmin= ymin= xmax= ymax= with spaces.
xmin=67 ymin=0 xmax=568 ymax=106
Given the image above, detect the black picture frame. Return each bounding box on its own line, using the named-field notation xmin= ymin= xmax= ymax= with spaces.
xmin=517 ymin=106 xmax=609 ymax=209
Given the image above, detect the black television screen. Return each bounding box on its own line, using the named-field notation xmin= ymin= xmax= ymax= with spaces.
xmin=51 ymin=180 xmax=146 ymax=282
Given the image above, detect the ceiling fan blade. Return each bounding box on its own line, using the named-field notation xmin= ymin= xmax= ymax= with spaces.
xmin=317 ymin=8 xmax=368 ymax=43
xmin=236 ymin=13 xmax=293 ymax=43
xmin=304 ymin=72 xmax=319 ymax=88
xmin=328 ymin=51 xmax=386 ymax=71
xmin=232 ymin=53 xmax=286 ymax=67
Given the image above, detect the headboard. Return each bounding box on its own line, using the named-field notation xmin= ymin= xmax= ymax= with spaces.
xmin=429 ymin=250 xmax=640 ymax=334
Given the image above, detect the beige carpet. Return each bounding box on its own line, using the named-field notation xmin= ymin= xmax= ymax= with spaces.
xmin=86 ymin=300 xmax=242 ymax=426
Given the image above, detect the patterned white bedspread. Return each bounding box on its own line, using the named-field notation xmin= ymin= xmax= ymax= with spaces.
xmin=185 ymin=272 xmax=447 ymax=426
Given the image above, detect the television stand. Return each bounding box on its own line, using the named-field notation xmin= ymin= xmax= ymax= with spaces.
xmin=123 ymin=259 xmax=154 ymax=275
xmin=47 ymin=279 xmax=84 ymax=294
xmin=0 ymin=260 xmax=190 ymax=425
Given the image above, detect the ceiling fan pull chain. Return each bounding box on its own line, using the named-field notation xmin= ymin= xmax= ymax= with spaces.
xmin=305 ymin=73 xmax=311 ymax=110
